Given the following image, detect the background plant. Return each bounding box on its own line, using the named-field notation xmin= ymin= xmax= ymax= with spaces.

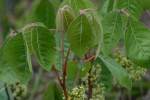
xmin=0 ymin=0 xmax=150 ymax=100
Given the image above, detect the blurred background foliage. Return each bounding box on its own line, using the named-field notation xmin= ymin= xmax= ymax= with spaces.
xmin=0 ymin=0 xmax=150 ymax=100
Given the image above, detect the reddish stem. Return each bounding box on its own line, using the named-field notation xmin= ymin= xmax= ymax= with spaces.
xmin=52 ymin=65 xmax=63 ymax=87
xmin=84 ymin=55 xmax=95 ymax=63
xmin=52 ymin=65 xmax=68 ymax=100
xmin=60 ymin=31 xmax=69 ymax=99
xmin=63 ymin=48 xmax=70 ymax=80
xmin=62 ymin=48 xmax=70 ymax=100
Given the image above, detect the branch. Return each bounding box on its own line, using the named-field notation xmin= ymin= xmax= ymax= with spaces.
xmin=84 ymin=55 xmax=95 ymax=63
xmin=51 ymin=65 xmax=63 ymax=87
xmin=63 ymin=48 xmax=71 ymax=80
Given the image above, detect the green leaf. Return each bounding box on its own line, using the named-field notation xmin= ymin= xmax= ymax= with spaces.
xmin=85 ymin=11 xmax=103 ymax=47
xmin=102 ymin=11 xmax=123 ymax=55
xmin=61 ymin=0 xmax=94 ymax=15
xmin=117 ymin=0 xmax=143 ymax=18
xmin=100 ymin=0 xmax=114 ymax=15
xmin=137 ymin=0 xmax=150 ymax=10
xmin=22 ymin=23 xmax=56 ymax=71
xmin=100 ymin=64 xmax=113 ymax=92
xmin=80 ymin=62 xmax=91 ymax=77
xmin=30 ymin=0 xmax=56 ymax=28
xmin=99 ymin=55 xmax=132 ymax=89
xmin=67 ymin=14 xmax=96 ymax=57
xmin=67 ymin=61 xmax=79 ymax=88
xmin=0 ymin=33 xmax=32 ymax=84
xmin=43 ymin=81 xmax=63 ymax=100
xmin=67 ymin=61 xmax=79 ymax=80
xmin=50 ymin=0 xmax=62 ymax=9
xmin=54 ymin=32 xmax=63 ymax=70
xmin=95 ymin=59 xmax=113 ymax=92
xmin=125 ymin=18 xmax=150 ymax=66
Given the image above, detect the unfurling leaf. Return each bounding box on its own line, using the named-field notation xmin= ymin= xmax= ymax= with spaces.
xmin=85 ymin=11 xmax=103 ymax=46
xmin=67 ymin=14 xmax=97 ymax=57
xmin=61 ymin=0 xmax=94 ymax=15
xmin=56 ymin=5 xmax=75 ymax=32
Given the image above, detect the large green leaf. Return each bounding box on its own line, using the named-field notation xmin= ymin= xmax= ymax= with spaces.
xmin=0 ymin=33 xmax=31 ymax=84
xmin=28 ymin=0 xmax=56 ymax=28
xmin=125 ymin=18 xmax=150 ymax=66
xmin=22 ymin=23 xmax=56 ymax=71
xmin=102 ymin=11 xmax=123 ymax=55
xmin=100 ymin=0 xmax=114 ymax=15
xmin=99 ymin=56 xmax=132 ymax=89
xmin=100 ymin=64 xmax=113 ymax=92
xmin=49 ymin=0 xmax=62 ymax=9
xmin=137 ymin=0 xmax=150 ymax=10
xmin=43 ymin=81 xmax=63 ymax=100
xmin=96 ymin=58 xmax=113 ymax=92
xmin=117 ymin=0 xmax=143 ymax=18
xmin=67 ymin=14 xmax=96 ymax=57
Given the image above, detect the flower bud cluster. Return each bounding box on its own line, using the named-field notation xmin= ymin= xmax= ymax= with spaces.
xmin=91 ymin=64 xmax=105 ymax=100
xmin=68 ymin=85 xmax=85 ymax=100
xmin=10 ymin=82 xmax=27 ymax=100
xmin=114 ymin=52 xmax=147 ymax=80
xmin=91 ymin=83 xmax=105 ymax=100
xmin=68 ymin=64 xmax=106 ymax=99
